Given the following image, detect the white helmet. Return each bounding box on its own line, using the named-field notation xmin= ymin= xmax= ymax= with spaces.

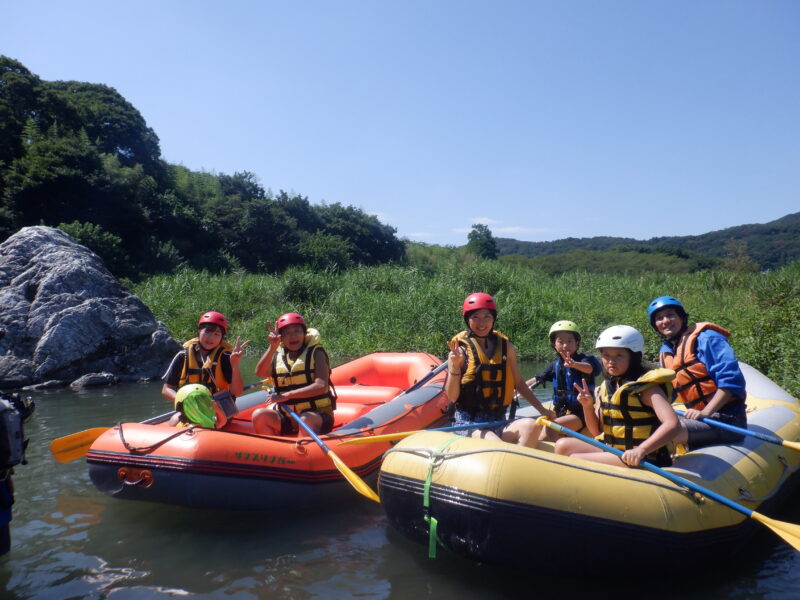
xmin=595 ymin=325 xmax=645 ymax=353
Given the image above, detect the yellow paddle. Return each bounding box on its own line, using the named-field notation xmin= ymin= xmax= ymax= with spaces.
xmin=338 ymin=419 xmax=513 ymax=446
xmin=280 ymin=403 xmax=380 ymax=503
xmin=537 ymin=417 xmax=800 ymax=551
xmin=49 ymin=427 xmax=114 ymax=463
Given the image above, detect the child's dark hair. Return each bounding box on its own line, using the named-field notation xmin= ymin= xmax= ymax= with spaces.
xmin=626 ymin=351 xmax=647 ymax=380
xmin=198 ymin=322 xmax=224 ymax=336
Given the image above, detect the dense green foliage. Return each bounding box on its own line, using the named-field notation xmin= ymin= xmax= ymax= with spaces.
xmin=496 ymin=212 xmax=800 ymax=271
xmin=0 ymin=57 xmax=404 ymax=278
xmin=134 ymin=260 xmax=800 ymax=398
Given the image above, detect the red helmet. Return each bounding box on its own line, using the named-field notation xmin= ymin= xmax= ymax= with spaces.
xmin=462 ymin=293 xmax=497 ymax=317
xmin=276 ymin=312 xmax=306 ymax=332
xmin=198 ymin=311 xmax=228 ymax=334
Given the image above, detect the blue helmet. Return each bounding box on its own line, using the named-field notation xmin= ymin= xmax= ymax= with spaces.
xmin=647 ymin=296 xmax=687 ymax=328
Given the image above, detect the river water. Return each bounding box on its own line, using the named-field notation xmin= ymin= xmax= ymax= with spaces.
xmin=2 ymin=360 xmax=799 ymax=599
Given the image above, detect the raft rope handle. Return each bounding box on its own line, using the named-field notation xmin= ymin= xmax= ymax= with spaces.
xmin=120 ymin=473 xmax=152 ymax=487
xmin=385 ymin=445 xmax=694 ymax=497
xmin=423 ymin=436 xmax=461 ymax=559
xmin=117 ymin=422 xmax=197 ymax=454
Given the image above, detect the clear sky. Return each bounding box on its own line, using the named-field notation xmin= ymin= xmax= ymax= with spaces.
xmin=4 ymin=1 xmax=799 ymax=246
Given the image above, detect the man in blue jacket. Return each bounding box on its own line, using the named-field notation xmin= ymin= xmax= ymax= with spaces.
xmin=647 ymin=296 xmax=747 ymax=450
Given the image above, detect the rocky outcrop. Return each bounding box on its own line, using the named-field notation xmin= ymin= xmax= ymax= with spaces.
xmin=0 ymin=226 xmax=180 ymax=388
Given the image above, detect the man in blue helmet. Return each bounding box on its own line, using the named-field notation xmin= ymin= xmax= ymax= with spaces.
xmin=647 ymin=296 xmax=747 ymax=450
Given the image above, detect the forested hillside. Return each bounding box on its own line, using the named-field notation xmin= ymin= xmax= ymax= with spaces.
xmin=497 ymin=212 xmax=800 ymax=271
xmin=0 ymin=56 xmax=404 ymax=278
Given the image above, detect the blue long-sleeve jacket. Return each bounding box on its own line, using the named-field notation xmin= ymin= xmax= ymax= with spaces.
xmin=660 ymin=329 xmax=747 ymax=414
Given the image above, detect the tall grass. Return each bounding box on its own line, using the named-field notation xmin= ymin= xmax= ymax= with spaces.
xmin=133 ymin=261 xmax=800 ymax=397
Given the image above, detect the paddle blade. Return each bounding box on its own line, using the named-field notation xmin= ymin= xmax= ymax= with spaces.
xmin=339 ymin=431 xmax=418 ymax=446
xmin=751 ymin=511 xmax=800 ymax=551
xmin=49 ymin=427 xmax=110 ymax=463
xmin=326 ymin=450 xmax=380 ymax=503
xmin=782 ymin=439 xmax=800 ymax=452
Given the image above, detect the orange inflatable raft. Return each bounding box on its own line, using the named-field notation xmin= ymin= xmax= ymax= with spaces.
xmin=87 ymin=352 xmax=448 ymax=510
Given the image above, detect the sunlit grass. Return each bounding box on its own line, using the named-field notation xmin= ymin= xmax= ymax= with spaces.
xmin=133 ymin=261 xmax=800 ymax=397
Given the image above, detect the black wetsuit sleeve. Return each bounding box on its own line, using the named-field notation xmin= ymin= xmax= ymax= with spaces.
xmin=221 ymin=353 xmax=233 ymax=385
xmin=534 ymin=360 xmax=556 ymax=383
xmin=162 ymin=351 xmax=187 ymax=386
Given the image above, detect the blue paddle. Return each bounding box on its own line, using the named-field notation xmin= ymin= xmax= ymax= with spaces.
xmin=536 ymin=417 xmax=800 ymax=551
xmin=674 ymin=409 xmax=800 ymax=452
xmin=280 ymin=403 xmax=380 ymax=503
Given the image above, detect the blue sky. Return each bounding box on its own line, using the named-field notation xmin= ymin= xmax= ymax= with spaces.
xmin=5 ymin=1 xmax=799 ymax=246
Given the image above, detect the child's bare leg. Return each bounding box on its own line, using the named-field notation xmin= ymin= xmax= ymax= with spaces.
xmin=502 ymin=418 xmax=541 ymax=448
xmin=539 ymin=414 xmax=583 ymax=440
xmin=251 ymin=407 xmax=282 ymax=435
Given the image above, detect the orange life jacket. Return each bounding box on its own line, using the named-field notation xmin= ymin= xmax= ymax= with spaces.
xmin=659 ymin=322 xmax=730 ymax=410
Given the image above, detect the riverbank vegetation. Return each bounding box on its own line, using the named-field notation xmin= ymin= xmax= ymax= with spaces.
xmin=0 ymin=57 xmax=403 ymax=278
xmin=134 ymin=259 xmax=800 ymax=397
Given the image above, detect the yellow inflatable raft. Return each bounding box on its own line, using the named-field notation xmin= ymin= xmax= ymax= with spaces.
xmin=377 ymin=363 xmax=800 ymax=573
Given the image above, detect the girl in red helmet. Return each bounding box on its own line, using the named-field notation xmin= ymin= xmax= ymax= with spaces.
xmin=161 ymin=311 xmax=250 ymax=428
xmin=251 ymin=313 xmax=335 ymax=436
xmin=445 ymin=293 xmax=555 ymax=447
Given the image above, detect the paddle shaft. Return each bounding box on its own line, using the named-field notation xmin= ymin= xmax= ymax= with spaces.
xmin=338 ymin=419 xmax=515 ymax=445
xmin=282 ymin=403 xmax=336 ymax=454
xmin=280 ymin=403 xmax=380 ymax=503
xmin=674 ymin=409 xmax=800 ymax=451
xmin=538 ymin=418 xmax=757 ymax=519
xmin=393 ymin=361 xmax=447 ymax=399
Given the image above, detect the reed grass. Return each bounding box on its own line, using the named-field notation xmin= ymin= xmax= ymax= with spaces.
xmin=133 ymin=261 xmax=800 ymax=397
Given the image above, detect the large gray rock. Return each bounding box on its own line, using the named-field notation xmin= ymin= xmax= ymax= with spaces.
xmin=0 ymin=226 xmax=180 ymax=388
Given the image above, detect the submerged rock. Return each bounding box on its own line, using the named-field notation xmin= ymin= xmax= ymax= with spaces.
xmin=0 ymin=226 xmax=180 ymax=388
xmin=70 ymin=372 xmax=118 ymax=388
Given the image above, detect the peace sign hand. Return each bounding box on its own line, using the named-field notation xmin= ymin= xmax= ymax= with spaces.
xmin=447 ymin=340 xmax=466 ymax=372
xmin=560 ymin=349 xmax=574 ymax=367
xmin=229 ymin=336 xmax=251 ymax=366
xmin=265 ymin=320 xmax=281 ymax=350
xmin=573 ymin=378 xmax=594 ymax=408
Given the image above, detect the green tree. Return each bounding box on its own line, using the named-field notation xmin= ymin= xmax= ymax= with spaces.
xmin=316 ymin=203 xmax=405 ymax=265
xmin=0 ymin=57 xmax=41 ymax=167
xmin=3 ymin=125 xmax=106 ymax=226
xmin=47 ymin=81 xmax=162 ymax=172
xmin=57 ymin=220 xmax=133 ymax=276
xmin=298 ymin=231 xmax=353 ymax=271
xmin=467 ymin=223 xmax=499 ymax=260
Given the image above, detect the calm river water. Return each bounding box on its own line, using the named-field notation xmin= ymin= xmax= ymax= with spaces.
xmin=1 ymin=360 xmax=799 ymax=599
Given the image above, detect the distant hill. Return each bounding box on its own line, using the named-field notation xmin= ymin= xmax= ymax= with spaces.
xmin=496 ymin=212 xmax=800 ymax=271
